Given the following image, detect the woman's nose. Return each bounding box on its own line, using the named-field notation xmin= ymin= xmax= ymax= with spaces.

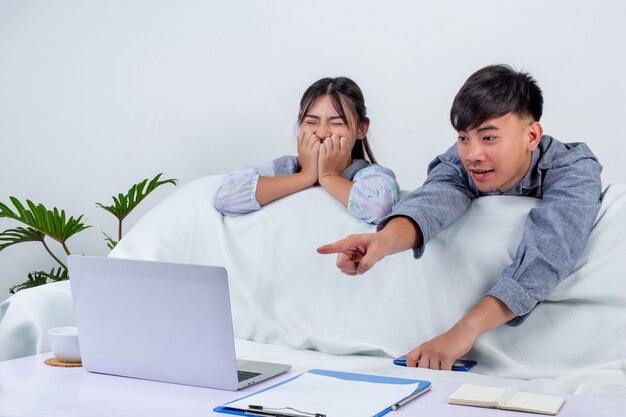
xmin=316 ymin=123 xmax=330 ymax=139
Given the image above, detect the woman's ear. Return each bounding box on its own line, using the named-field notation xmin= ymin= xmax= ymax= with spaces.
xmin=357 ymin=121 xmax=369 ymax=139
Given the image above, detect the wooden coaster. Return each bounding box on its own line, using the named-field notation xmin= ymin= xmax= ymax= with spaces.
xmin=44 ymin=357 xmax=82 ymax=367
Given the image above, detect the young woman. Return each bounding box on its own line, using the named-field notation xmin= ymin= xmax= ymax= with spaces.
xmin=214 ymin=77 xmax=399 ymax=224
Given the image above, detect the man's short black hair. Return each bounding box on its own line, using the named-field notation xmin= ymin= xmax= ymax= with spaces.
xmin=450 ymin=64 xmax=543 ymax=132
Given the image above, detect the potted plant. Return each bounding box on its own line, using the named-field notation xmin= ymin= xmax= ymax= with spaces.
xmin=0 ymin=173 xmax=177 ymax=294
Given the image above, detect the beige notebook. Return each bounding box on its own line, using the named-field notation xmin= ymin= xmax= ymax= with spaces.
xmin=448 ymin=384 xmax=565 ymax=415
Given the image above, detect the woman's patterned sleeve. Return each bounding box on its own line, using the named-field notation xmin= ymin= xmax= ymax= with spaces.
xmin=213 ymin=155 xmax=299 ymax=217
xmin=347 ymin=165 xmax=400 ymax=224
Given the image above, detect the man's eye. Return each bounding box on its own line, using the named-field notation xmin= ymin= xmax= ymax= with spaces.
xmin=483 ymin=136 xmax=496 ymax=142
xmin=458 ymin=136 xmax=468 ymax=143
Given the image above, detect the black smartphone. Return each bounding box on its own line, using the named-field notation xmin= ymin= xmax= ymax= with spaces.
xmin=393 ymin=355 xmax=477 ymax=371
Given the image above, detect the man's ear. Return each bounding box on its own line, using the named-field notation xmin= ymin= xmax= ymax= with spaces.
xmin=527 ymin=121 xmax=543 ymax=151
xmin=357 ymin=121 xmax=369 ymax=139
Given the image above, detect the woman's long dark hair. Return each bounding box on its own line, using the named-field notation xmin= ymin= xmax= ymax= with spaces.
xmin=297 ymin=77 xmax=376 ymax=164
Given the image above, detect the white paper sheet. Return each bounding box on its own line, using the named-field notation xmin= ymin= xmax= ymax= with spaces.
xmin=225 ymin=372 xmax=422 ymax=417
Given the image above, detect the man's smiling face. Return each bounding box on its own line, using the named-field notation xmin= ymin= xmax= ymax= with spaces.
xmin=456 ymin=113 xmax=543 ymax=193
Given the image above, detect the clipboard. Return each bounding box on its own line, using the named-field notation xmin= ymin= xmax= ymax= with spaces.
xmin=214 ymin=369 xmax=431 ymax=417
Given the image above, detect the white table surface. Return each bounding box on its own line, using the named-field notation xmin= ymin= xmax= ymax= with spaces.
xmin=1 ymin=353 xmax=625 ymax=417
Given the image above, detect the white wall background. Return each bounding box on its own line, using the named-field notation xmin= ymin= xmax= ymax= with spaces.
xmin=1 ymin=0 xmax=625 ymax=301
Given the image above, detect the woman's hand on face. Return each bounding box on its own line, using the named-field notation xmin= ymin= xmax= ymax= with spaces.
xmin=318 ymin=134 xmax=351 ymax=179
xmin=297 ymin=131 xmax=321 ymax=183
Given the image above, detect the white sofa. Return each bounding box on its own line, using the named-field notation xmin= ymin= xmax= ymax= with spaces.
xmin=2 ymin=175 xmax=626 ymax=396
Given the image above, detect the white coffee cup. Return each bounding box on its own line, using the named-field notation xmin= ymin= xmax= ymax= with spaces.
xmin=48 ymin=326 xmax=81 ymax=363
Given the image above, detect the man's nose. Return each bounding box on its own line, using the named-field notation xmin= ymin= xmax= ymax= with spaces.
xmin=465 ymin=141 xmax=485 ymax=163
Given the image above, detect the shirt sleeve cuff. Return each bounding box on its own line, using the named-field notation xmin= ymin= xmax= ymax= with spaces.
xmin=377 ymin=213 xmax=426 ymax=259
xmin=213 ymin=171 xmax=261 ymax=216
xmin=487 ymin=277 xmax=538 ymax=327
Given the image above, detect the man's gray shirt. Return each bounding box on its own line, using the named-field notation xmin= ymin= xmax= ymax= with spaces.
xmin=379 ymin=135 xmax=603 ymax=325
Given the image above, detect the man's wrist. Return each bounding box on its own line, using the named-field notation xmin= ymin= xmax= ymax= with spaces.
xmin=457 ymin=296 xmax=517 ymax=337
xmin=380 ymin=216 xmax=421 ymax=252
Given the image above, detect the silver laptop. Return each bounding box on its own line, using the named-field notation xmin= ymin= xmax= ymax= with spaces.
xmin=68 ymin=255 xmax=290 ymax=390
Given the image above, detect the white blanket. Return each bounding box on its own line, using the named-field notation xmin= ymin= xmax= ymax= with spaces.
xmin=107 ymin=176 xmax=626 ymax=380
xmin=1 ymin=175 xmax=625 ymax=396
xmin=0 ymin=280 xmax=74 ymax=361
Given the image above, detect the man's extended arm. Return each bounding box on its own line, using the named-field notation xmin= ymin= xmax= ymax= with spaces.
xmin=318 ymin=147 xmax=474 ymax=273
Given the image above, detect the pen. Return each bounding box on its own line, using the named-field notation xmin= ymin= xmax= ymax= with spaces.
xmin=245 ymin=411 xmax=304 ymax=417
xmin=245 ymin=405 xmax=326 ymax=417
xmin=390 ymin=385 xmax=432 ymax=411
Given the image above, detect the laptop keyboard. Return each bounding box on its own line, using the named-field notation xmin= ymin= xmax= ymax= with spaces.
xmin=238 ymin=370 xmax=262 ymax=382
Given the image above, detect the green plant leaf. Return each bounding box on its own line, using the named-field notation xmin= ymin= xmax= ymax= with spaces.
xmin=0 ymin=227 xmax=45 ymax=251
xmin=0 ymin=198 xmax=90 ymax=244
xmin=102 ymin=232 xmax=118 ymax=250
xmin=41 ymin=266 xmax=69 ymax=282
xmin=96 ymin=173 xmax=178 ymax=221
xmin=8 ymin=267 xmax=69 ymax=294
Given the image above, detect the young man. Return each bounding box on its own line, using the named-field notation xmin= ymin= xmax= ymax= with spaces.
xmin=317 ymin=64 xmax=603 ymax=371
